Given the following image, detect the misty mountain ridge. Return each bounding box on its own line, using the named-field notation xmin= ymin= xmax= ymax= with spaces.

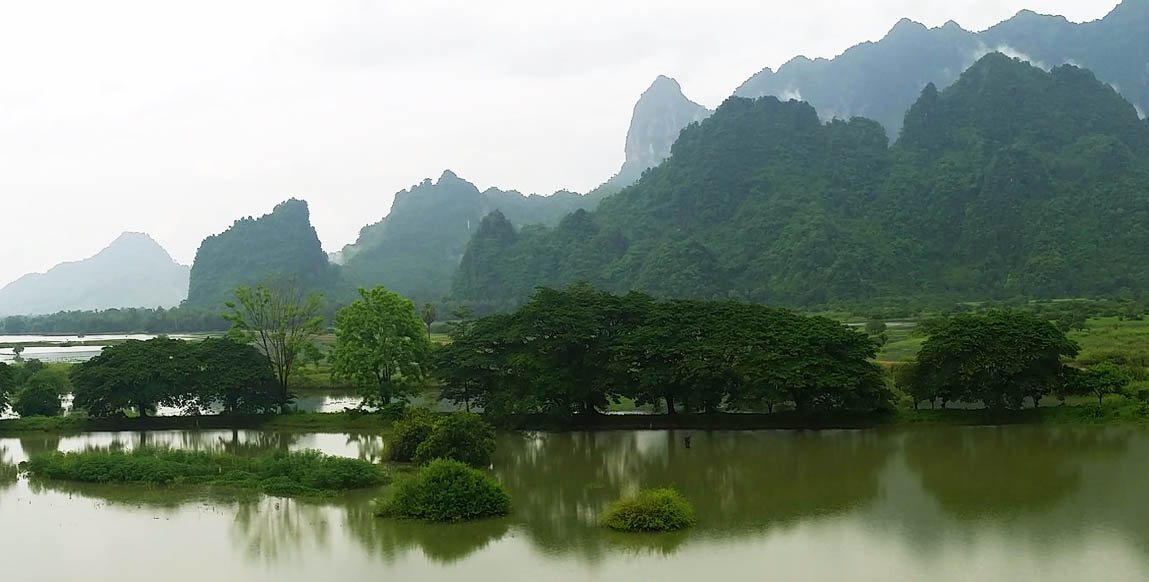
xmin=735 ymin=0 xmax=1149 ymax=139
xmin=452 ymin=53 xmax=1149 ymax=309
xmin=0 ymin=232 xmax=190 ymax=316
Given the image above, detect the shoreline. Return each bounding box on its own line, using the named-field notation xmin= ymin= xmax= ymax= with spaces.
xmin=2 ymin=404 xmax=1146 ymax=435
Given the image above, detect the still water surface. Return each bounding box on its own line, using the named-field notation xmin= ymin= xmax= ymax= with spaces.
xmin=1 ymin=426 xmax=1147 ymax=581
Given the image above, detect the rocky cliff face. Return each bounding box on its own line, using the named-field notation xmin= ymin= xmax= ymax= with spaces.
xmin=591 ymin=76 xmax=711 ymax=198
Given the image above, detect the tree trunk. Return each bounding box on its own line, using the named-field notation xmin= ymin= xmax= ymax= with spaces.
xmin=665 ymin=395 xmax=677 ymax=415
xmin=766 ymin=402 xmax=775 ymax=413
xmin=1099 ymin=392 xmax=1104 ymax=407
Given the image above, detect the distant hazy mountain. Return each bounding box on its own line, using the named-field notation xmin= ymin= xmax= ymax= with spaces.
xmin=0 ymin=232 xmax=190 ymax=316
xmin=453 ymin=54 xmax=1149 ymax=309
xmin=186 ymin=199 xmax=336 ymax=308
xmin=735 ymin=0 xmax=1149 ymax=139
xmin=590 ymin=75 xmax=711 ymax=198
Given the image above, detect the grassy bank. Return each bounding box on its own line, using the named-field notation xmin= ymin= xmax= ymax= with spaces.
xmin=22 ymin=448 xmax=386 ymax=496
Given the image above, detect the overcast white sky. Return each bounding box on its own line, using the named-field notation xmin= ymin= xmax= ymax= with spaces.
xmin=0 ymin=0 xmax=1120 ymax=289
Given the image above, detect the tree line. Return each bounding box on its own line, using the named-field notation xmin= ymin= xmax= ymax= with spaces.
xmin=2 ymin=280 xmax=1124 ymax=422
xmin=0 ymin=306 xmax=227 ymax=335
xmin=434 ymin=283 xmax=890 ymax=420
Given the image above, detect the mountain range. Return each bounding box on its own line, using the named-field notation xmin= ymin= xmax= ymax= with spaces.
xmin=9 ymin=1 xmax=1149 ymax=316
xmin=0 ymin=232 xmax=189 ymax=316
xmin=452 ymin=53 xmax=1149 ymax=309
xmin=736 ymin=0 xmax=1149 ymax=139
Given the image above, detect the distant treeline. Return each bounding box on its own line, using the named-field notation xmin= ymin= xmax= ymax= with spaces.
xmin=0 ymin=307 xmax=228 ymax=335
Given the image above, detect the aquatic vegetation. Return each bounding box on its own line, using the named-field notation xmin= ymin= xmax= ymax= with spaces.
xmin=413 ymin=411 xmax=496 ymax=468
xmin=377 ymin=458 xmax=510 ymax=522
xmin=388 ymin=408 xmax=437 ymax=462
xmin=602 ymin=488 xmax=695 ymax=532
xmin=23 ymin=448 xmax=384 ymax=497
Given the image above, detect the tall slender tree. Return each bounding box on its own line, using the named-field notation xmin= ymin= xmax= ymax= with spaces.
xmin=223 ymin=277 xmax=324 ymax=412
xmin=421 ymin=302 xmax=437 ymax=340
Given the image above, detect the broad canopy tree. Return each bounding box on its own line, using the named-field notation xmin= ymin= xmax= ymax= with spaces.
xmin=910 ymin=311 xmax=1079 ymax=410
xmin=71 ymin=337 xmax=277 ymax=417
xmin=435 ymin=284 xmax=891 ymax=420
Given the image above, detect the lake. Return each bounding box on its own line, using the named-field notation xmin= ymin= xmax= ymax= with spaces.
xmin=1 ymin=425 xmax=1147 ymax=581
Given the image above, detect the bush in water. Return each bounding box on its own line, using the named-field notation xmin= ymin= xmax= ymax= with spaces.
xmin=413 ymin=411 xmax=496 ymax=468
xmin=376 ymin=458 xmax=510 ymax=522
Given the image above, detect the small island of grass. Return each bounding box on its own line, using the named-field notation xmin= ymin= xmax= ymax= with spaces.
xmin=603 ymin=488 xmax=695 ymax=532
xmin=22 ymin=448 xmax=384 ymax=497
xmin=376 ymin=458 xmax=510 ymax=522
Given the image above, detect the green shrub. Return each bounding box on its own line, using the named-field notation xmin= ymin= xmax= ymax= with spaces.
xmin=602 ymin=488 xmax=695 ymax=532
xmin=23 ymin=448 xmax=383 ymax=496
xmin=413 ymin=411 xmax=496 ymax=467
xmin=376 ymin=458 xmax=509 ymax=522
xmin=389 ymin=408 xmax=438 ymax=462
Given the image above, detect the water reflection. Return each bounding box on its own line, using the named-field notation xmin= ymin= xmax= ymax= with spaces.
xmin=232 ymin=497 xmax=334 ymax=561
xmin=345 ymin=501 xmax=511 ymax=565
xmin=492 ymin=430 xmax=895 ymax=561
xmin=904 ymin=426 xmax=1131 ymax=519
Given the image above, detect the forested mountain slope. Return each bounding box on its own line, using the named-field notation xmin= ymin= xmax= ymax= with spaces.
xmin=0 ymin=233 xmax=189 ymax=315
xmin=335 ymin=76 xmax=709 ymax=302
xmin=452 ymin=54 xmax=1149 ymax=310
xmin=338 ymin=170 xmax=589 ymax=302
xmin=186 ymin=199 xmax=336 ymax=308
xmin=735 ymin=0 xmax=1149 ymax=139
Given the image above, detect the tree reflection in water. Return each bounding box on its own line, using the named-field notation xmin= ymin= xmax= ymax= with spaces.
xmin=345 ymin=500 xmax=510 ymax=565
xmin=231 ymin=497 xmax=333 ymax=562
xmin=491 ymin=429 xmax=896 ymax=562
xmin=904 ymin=426 xmax=1131 ymax=519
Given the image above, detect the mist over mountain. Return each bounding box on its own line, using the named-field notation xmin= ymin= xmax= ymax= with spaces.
xmin=0 ymin=232 xmax=189 ymax=316
xmin=735 ymin=0 xmax=1149 ymax=139
xmin=453 ymin=54 xmax=1149 ymax=310
xmin=185 ymin=199 xmax=336 ymax=308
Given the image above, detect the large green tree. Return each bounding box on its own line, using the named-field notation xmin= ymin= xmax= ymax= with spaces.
xmin=224 ymin=277 xmax=324 ymax=412
xmin=191 ymin=337 xmax=279 ymax=414
xmin=71 ymin=337 xmax=197 ymax=417
xmin=912 ymin=311 xmax=1079 ymax=410
xmin=331 ymin=286 xmax=432 ymax=408
xmin=434 ymin=285 xmax=893 ymax=419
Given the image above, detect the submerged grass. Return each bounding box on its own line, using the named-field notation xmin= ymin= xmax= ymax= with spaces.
xmin=22 ymin=448 xmax=385 ymax=497
xmin=602 ymin=488 xmax=695 ymax=532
